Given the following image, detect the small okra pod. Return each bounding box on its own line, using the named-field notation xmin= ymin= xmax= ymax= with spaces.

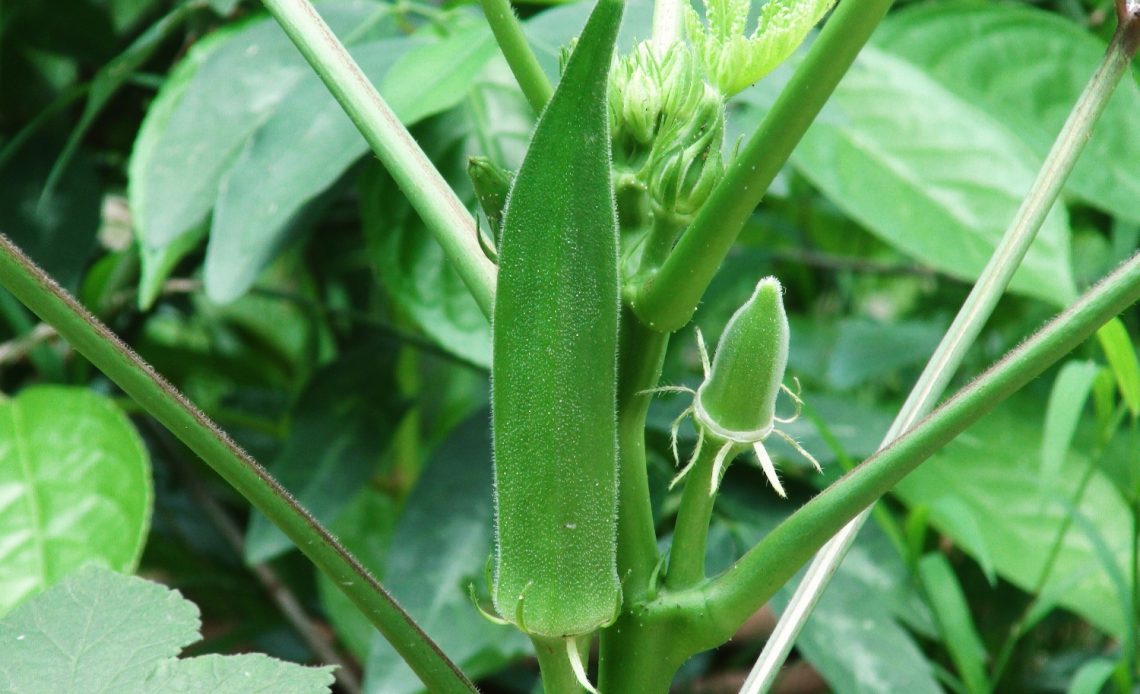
xmin=467 ymin=156 xmax=514 ymax=250
xmin=491 ymin=0 xmax=624 ymax=639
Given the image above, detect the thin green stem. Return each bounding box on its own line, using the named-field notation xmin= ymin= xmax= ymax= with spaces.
xmin=631 ymin=0 xmax=894 ymax=332
xmin=614 ymin=309 xmax=670 ymax=596
xmin=746 ymin=18 xmax=1140 ymax=691
xmin=650 ymin=251 xmax=1140 ymax=655
xmin=0 ymin=235 xmax=477 ymax=694
xmin=478 ymin=0 xmax=554 ymax=114
xmin=259 ymin=0 xmax=496 ymax=317
xmin=532 ymin=636 xmax=586 ymax=694
xmin=666 ymin=442 xmax=721 ymax=590
xmin=651 ymin=0 xmax=683 ymax=51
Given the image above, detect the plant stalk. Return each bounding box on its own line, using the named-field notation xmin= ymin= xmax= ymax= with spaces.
xmin=259 ymin=0 xmax=496 ymax=317
xmin=0 ymin=235 xmax=477 ymax=694
xmin=665 ymin=441 xmax=722 ymax=590
xmin=532 ymin=636 xmax=587 ymax=694
xmin=744 ymin=18 xmax=1140 ymax=691
xmin=655 ymin=250 xmax=1140 ymax=655
xmin=631 ymin=0 xmax=894 ymax=332
xmin=478 ymin=0 xmax=554 ymax=114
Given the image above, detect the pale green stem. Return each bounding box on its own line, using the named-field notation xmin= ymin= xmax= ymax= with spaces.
xmin=0 ymin=235 xmax=477 ymax=694
xmin=744 ymin=18 xmax=1140 ymax=692
xmin=259 ymin=0 xmax=496 ymax=317
xmin=532 ymin=636 xmax=587 ymax=694
xmin=659 ymin=251 xmax=1140 ymax=656
xmin=665 ymin=441 xmax=722 ymax=590
xmin=478 ymin=0 xmax=554 ymax=113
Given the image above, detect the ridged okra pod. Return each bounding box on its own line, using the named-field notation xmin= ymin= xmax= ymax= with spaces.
xmin=491 ymin=0 xmax=624 ymax=638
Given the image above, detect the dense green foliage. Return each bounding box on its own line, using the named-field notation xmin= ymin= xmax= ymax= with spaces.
xmin=0 ymin=0 xmax=1138 ymax=692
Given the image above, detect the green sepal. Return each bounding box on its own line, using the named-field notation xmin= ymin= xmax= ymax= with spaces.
xmin=467 ymin=156 xmax=514 ymax=251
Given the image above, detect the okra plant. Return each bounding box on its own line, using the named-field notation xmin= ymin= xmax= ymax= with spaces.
xmin=2 ymin=0 xmax=1140 ymax=692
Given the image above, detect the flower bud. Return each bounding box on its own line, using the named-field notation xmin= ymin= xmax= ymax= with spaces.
xmin=696 ymin=277 xmax=789 ymax=435
xmin=645 ymin=84 xmax=725 ymax=216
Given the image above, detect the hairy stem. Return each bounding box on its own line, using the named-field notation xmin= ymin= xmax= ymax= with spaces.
xmin=746 ymin=18 xmax=1140 ymax=690
xmin=260 ymin=0 xmax=496 ymax=317
xmin=653 ymin=251 xmax=1140 ymax=653
xmin=533 ymin=636 xmax=587 ymax=694
xmin=666 ymin=442 xmax=721 ymax=590
xmin=478 ymin=0 xmax=554 ymax=113
xmin=631 ymin=0 xmax=894 ymax=332
xmin=0 ymin=235 xmax=477 ymax=694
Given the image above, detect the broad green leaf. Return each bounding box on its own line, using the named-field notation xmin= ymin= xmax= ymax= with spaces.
xmin=917 ymin=553 xmax=989 ymax=694
xmin=0 ymin=387 xmax=151 ymax=615
xmin=931 ymin=496 xmax=997 ymax=587
xmin=717 ymin=493 xmax=940 ymax=693
xmin=145 ymin=654 xmax=334 ymax=693
xmin=128 ymin=1 xmax=393 ymax=303
xmin=317 ymin=489 xmax=396 ymax=660
xmin=204 ymin=23 xmax=497 ymax=302
xmin=0 ymin=139 xmax=100 ymax=290
xmin=245 ymin=341 xmax=403 ymax=563
xmin=44 ymin=4 xmax=191 ymax=200
xmin=875 ymin=2 xmax=1140 ymax=224
xmin=1095 ymin=317 xmax=1140 ymax=417
xmin=0 ymin=565 xmax=333 ymax=693
xmin=364 ymin=413 xmax=529 ymax=693
xmin=894 ymin=400 xmax=1131 ymax=637
xmin=825 ymin=317 xmax=946 ymax=391
xmin=1066 ymin=658 xmax=1117 ymax=694
xmin=735 ymin=45 xmax=1075 ymax=306
xmin=1041 ymin=360 xmax=1100 ymax=483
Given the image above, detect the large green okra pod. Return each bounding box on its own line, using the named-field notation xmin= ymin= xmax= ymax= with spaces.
xmin=491 ymin=0 xmax=624 ymax=638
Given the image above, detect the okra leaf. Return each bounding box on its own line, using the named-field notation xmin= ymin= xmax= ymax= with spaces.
xmin=204 ymin=24 xmax=497 ymax=303
xmin=733 ymin=45 xmax=1075 ymax=306
xmin=130 ymin=3 xmax=391 ymax=260
xmin=0 ymin=387 xmax=151 ymax=616
xmin=363 ymin=413 xmax=530 ymax=693
xmin=875 ymin=2 xmax=1140 ymax=224
xmin=715 ymin=495 xmax=940 ymax=694
xmin=491 ymin=0 xmax=624 ymax=637
xmin=917 ymin=553 xmax=990 ymax=694
xmin=0 ymin=564 xmax=333 ymax=693
xmin=244 ymin=342 xmax=404 ymax=564
xmin=894 ymin=399 xmax=1132 ymax=638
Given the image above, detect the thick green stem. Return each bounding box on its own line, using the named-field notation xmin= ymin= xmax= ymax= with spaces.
xmin=259 ymin=0 xmax=496 ymax=317
xmin=748 ymin=19 xmax=1140 ymax=690
xmin=650 ymin=252 xmax=1140 ymax=653
xmin=0 ymin=235 xmax=477 ymax=694
xmin=631 ymin=0 xmax=893 ymax=332
xmin=532 ymin=636 xmax=586 ymax=694
xmin=478 ymin=0 xmax=553 ymax=114
xmin=665 ymin=442 xmax=721 ymax=590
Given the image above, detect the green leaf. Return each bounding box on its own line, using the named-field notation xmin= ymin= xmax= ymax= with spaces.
xmin=364 ymin=412 xmax=530 ymax=693
xmin=1041 ymin=360 xmax=1100 ymax=484
xmin=917 ymin=553 xmax=989 ymax=694
xmin=874 ymin=2 xmax=1140 ymax=225
xmin=0 ymin=139 xmax=101 ymax=291
xmin=824 ymin=317 xmax=946 ymax=391
xmin=245 ymin=341 xmax=404 ymax=564
xmin=0 ymin=564 xmax=333 ymax=693
xmin=930 ymin=496 xmax=997 ymax=588
xmin=717 ymin=494 xmax=940 ymax=693
xmin=128 ymin=2 xmax=392 ymax=299
xmin=735 ymin=45 xmax=1075 ymax=306
xmin=1066 ymin=657 xmax=1117 ymax=694
xmin=894 ymin=399 xmax=1132 ymax=637
xmin=317 ymin=489 xmax=396 ymax=660
xmin=204 ymin=23 xmax=497 ymax=303
xmin=0 ymin=387 xmax=151 ymax=615
xmin=361 ymin=113 xmax=497 ymax=369
xmin=1095 ymin=317 xmax=1140 ymax=417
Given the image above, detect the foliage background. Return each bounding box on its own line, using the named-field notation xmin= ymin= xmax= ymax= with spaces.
xmin=0 ymin=0 xmax=1138 ymax=691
